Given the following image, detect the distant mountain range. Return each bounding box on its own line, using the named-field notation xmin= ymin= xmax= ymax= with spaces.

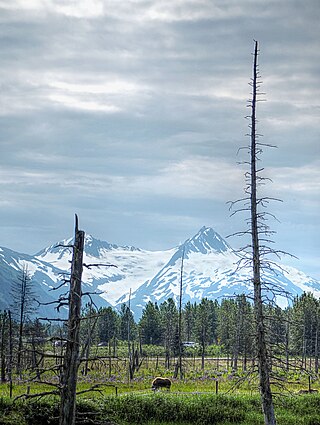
xmin=1 ymin=226 xmax=319 ymax=319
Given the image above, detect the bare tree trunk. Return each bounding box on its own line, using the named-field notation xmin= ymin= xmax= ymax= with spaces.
xmin=60 ymin=215 xmax=84 ymax=425
xmin=8 ymin=310 xmax=13 ymax=397
xmin=251 ymin=41 xmax=276 ymax=425
xmin=201 ymin=340 xmax=205 ymax=370
xmin=81 ymin=305 xmax=97 ymax=377
xmin=243 ymin=346 xmax=247 ymax=372
xmin=302 ymin=325 xmax=306 ymax=368
xmin=31 ymin=336 xmax=41 ymax=380
xmin=233 ymin=306 xmax=241 ymax=372
xmin=113 ymin=336 xmax=117 ymax=357
xmin=17 ymin=310 xmax=24 ymax=376
xmin=174 ymin=248 xmax=185 ymax=379
xmin=16 ymin=270 xmax=28 ymax=376
xmin=315 ymin=328 xmax=319 ymax=374
xmin=0 ymin=312 xmax=7 ymax=382
xmin=165 ymin=350 xmax=170 ymax=369
xmin=127 ymin=289 xmax=133 ymax=381
xmin=285 ymin=321 xmax=290 ymax=372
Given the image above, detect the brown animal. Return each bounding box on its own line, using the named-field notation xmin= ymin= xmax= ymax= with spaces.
xmin=152 ymin=377 xmax=171 ymax=391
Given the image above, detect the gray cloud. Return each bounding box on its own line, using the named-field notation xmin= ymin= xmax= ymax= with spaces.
xmin=0 ymin=0 xmax=319 ymax=278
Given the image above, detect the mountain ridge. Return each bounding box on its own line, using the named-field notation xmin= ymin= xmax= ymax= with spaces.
xmin=0 ymin=226 xmax=319 ymax=318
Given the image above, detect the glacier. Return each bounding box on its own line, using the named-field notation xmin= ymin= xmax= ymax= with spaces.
xmin=0 ymin=226 xmax=319 ymax=319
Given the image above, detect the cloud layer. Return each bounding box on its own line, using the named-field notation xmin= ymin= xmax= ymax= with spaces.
xmin=0 ymin=0 xmax=319 ymax=278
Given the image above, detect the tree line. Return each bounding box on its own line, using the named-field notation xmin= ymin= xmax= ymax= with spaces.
xmin=1 ymin=291 xmax=319 ymax=380
xmin=97 ymin=292 xmax=320 ymax=372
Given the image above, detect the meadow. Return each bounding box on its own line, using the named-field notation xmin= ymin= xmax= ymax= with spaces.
xmin=1 ymin=349 xmax=320 ymax=425
xmin=1 ymin=392 xmax=320 ymax=425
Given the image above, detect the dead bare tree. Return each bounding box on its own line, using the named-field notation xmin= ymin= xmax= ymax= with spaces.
xmin=59 ymin=214 xmax=84 ymax=425
xmin=127 ymin=288 xmax=134 ymax=381
xmin=10 ymin=217 xmax=116 ymax=425
xmin=228 ymin=41 xmax=277 ymax=425
xmin=80 ymin=302 xmax=98 ymax=376
xmin=0 ymin=311 xmax=8 ymax=383
xmin=8 ymin=310 xmax=13 ymax=397
xmin=174 ymin=247 xmax=185 ymax=379
xmin=249 ymin=41 xmax=276 ymax=425
xmin=10 ymin=266 xmax=36 ymax=376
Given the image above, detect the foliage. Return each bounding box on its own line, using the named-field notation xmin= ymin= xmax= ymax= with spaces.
xmin=1 ymin=393 xmax=320 ymax=425
xmin=141 ymin=344 xmax=165 ymax=357
xmin=97 ymin=306 xmax=119 ymax=346
xmin=119 ymin=303 xmax=137 ymax=341
xmin=2 ymin=292 xmax=320 ymax=386
xmin=159 ymin=298 xmax=179 ymax=362
xmin=139 ymin=302 xmax=162 ymax=345
xmin=290 ymin=293 xmax=320 ymax=359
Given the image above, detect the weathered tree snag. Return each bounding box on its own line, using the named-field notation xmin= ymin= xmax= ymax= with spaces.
xmin=8 ymin=310 xmax=13 ymax=397
xmin=126 ymin=289 xmax=133 ymax=381
xmin=250 ymin=41 xmax=276 ymax=425
xmin=59 ymin=215 xmax=84 ymax=425
xmin=12 ymin=267 xmax=35 ymax=376
xmin=0 ymin=311 xmax=7 ymax=383
xmin=174 ymin=247 xmax=185 ymax=379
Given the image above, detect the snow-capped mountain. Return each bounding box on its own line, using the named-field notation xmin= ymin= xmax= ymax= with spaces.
xmin=127 ymin=227 xmax=320 ymax=316
xmin=35 ymin=234 xmax=175 ymax=307
xmin=0 ymin=227 xmax=319 ymax=319
xmin=0 ymin=246 xmax=64 ymax=317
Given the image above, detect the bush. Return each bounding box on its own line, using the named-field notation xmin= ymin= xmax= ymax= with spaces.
xmin=101 ymin=393 xmax=247 ymax=424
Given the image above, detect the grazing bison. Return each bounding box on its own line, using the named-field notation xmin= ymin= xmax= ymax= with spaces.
xmin=151 ymin=377 xmax=172 ymax=391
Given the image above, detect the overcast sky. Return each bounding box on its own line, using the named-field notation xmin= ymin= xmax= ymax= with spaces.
xmin=0 ymin=0 xmax=319 ymax=278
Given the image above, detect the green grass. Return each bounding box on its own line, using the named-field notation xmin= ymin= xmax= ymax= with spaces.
xmin=1 ymin=355 xmax=320 ymax=424
xmin=0 ymin=371 xmax=318 ymax=401
xmin=0 ymin=393 xmax=320 ymax=425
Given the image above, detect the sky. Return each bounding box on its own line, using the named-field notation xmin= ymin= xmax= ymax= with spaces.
xmin=0 ymin=0 xmax=319 ymax=279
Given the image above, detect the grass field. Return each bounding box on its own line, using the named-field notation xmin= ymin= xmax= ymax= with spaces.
xmin=1 ymin=392 xmax=320 ymax=425
xmin=1 ymin=352 xmax=319 ymax=424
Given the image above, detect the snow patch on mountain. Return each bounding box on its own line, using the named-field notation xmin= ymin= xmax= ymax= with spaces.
xmin=280 ymin=265 xmax=320 ymax=296
xmin=96 ymin=248 xmax=175 ymax=304
xmin=0 ymin=226 xmax=319 ymax=319
xmin=35 ymin=234 xmax=175 ymax=305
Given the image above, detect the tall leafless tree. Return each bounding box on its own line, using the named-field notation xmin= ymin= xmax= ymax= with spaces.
xmin=127 ymin=288 xmax=133 ymax=381
xmin=229 ymin=41 xmax=277 ymax=425
xmin=10 ymin=266 xmax=36 ymax=376
xmin=174 ymin=247 xmax=185 ymax=379
xmin=59 ymin=215 xmax=84 ymax=425
xmin=250 ymin=41 xmax=276 ymax=425
xmin=0 ymin=311 xmax=8 ymax=382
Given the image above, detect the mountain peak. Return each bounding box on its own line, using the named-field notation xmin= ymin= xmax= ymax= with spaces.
xmin=83 ymin=234 xmax=141 ymax=255
xmin=83 ymin=234 xmax=117 ymax=256
xmin=182 ymin=226 xmax=230 ymax=255
xmin=1 ymin=226 xmax=319 ymax=320
xmin=36 ymin=234 xmax=141 ymax=261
